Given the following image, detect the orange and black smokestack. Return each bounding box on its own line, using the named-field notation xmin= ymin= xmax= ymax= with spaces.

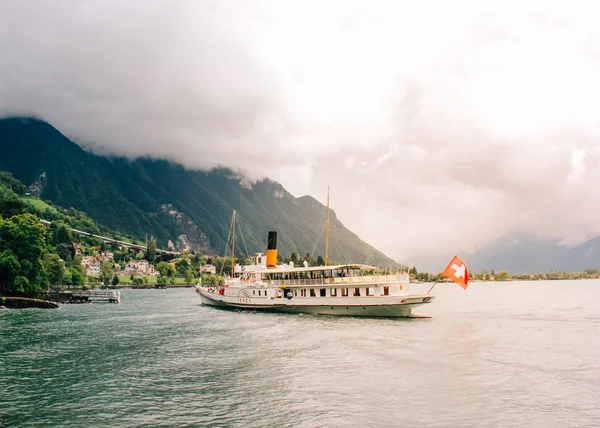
xmin=266 ymin=231 xmax=277 ymax=269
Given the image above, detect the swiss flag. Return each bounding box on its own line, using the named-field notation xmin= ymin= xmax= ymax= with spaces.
xmin=441 ymin=255 xmax=469 ymax=289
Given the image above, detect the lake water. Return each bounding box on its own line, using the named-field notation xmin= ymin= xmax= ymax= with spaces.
xmin=1 ymin=281 xmax=600 ymax=427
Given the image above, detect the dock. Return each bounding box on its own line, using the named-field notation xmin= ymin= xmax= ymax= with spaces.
xmin=70 ymin=290 xmax=121 ymax=304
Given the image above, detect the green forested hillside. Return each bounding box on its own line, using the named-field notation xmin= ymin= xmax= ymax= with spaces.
xmin=0 ymin=117 xmax=396 ymax=267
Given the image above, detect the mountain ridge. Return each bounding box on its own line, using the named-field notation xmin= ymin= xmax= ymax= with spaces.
xmin=409 ymin=232 xmax=600 ymax=274
xmin=0 ymin=116 xmax=397 ymax=267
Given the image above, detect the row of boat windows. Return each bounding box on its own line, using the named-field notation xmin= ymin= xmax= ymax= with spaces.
xmin=259 ymin=268 xmax=364 ymax=281
xmin=250 ymin=287 xmax=391 ymax=297
xmin=297 ymin=287 xmax=389 ymax=297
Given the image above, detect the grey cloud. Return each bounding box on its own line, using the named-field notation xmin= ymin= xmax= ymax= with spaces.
xmin=0 ymin=0 xmax=291 ymax=175
xmin=2 ymin=0 xmax=600 ymax=269
xmin=305 ymin=85 xmax=600 ymax=266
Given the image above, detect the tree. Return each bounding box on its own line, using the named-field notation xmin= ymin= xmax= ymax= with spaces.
xmin=0 ymin=249 xmax=20 ymax=289
xmin=191 ymin=253 xmax=206 ymax=268
xmin=291 ymin=252 xmax=299 ymax=264
xmin=213 ymin=257 xmax=233 ymax=276
xmin=68 ymin=266 xmax=85 ymax=286
xmin=316 ymin=255 xmax=324 ymax=266
xmin=43 ymin=253 xmax=64 ymax=286
xmin=0 ymin=171 xmax=27 ymax=195
xmin=0 ymin=213 xmax=48 ymax=292
xmin=156 ymin=261 xmax=175 ymax=277
xmin=62 ymin=268 xmax=73 ymax=286
xmin=68 ymin=254 xmax=85 ymax=286
xmin=303 ymin=253 xmax=313 ymax=267
xmin=55 ymin=242 xmax=73 ymax=265
xmin=175 ymin=258 xmax=189 ymax=276
xmin=185 ymin=267 xmax=194 ymax=285
xmin=410 ymin=266 xmax=418 ymax=275
xmin=54 ymin=224 xmax=72 ymax=245
xmin=100 ymin=261 xmax=114 ymax=283
xmin=0 ymin=184 xmax=26 ymax=218
xmin=495 ymin=270 xmax=510 ymax=281
xmin=112 ymin=275 xmax=120 ymax=286
xmin=146 ymin=238 xmax=156 ymax=264
xmin=235 ymin=255 xmax=249 ymax=266
xmin=113 ymin=250 xmax=125 ymax=263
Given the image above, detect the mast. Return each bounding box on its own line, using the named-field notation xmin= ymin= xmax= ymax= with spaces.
xmin=325 ymin=187 xmax=330 ymax=266
xmin=231 ymin=210 xmax=236 ymax=276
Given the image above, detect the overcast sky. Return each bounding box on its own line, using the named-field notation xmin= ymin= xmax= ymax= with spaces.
xmin=1 ymin=0 xmax=600 ymax=267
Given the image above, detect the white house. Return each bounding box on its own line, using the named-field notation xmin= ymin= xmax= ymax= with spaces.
xmin=126 ymin=259 xmax=157 ymax=276
xmin=201 ymin=264 xmax=217 ymax=274
xmin=81 ymin=256 xmax=100 ymax=276
xmin=100 ymin=251 xmax=114 ymax=261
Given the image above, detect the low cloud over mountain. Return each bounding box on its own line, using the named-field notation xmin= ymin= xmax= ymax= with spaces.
xmin=2 ymin=0 xmax=600 ymax=266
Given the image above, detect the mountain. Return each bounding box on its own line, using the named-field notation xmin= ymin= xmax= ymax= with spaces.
xmin=0 ymin=117 xmax=397 ymax=267
xmin=466 ymin=232 xmax=600 ymax=274
xmin=411 ymin=232 xmax=600 ymax=274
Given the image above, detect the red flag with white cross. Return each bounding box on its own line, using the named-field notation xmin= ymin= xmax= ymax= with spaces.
xmin=441 ymin=255 xmax=469 ymax=289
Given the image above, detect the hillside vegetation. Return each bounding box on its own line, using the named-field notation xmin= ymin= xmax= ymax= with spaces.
xmin=0 ymin=117 xmax=397 ymax=267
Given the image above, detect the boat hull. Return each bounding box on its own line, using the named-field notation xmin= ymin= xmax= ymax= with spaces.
xmin=197 ymin=289 xmax=433 ymax=318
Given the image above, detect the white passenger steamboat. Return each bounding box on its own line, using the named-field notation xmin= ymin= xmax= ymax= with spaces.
xmin=196 ymin=249 xmax=434 ymax=317
xmin=196 ymin=193 xmax=435 ymax=317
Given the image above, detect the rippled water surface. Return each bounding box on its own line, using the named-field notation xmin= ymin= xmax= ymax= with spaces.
xmin=2 ymin=281 xmax=600 ymax=427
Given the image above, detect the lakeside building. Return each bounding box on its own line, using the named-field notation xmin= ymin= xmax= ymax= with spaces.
xmin=200 ymin=264 xmax=217 ymax=274
xmin=81 ymin=256 xmax=100 ymax=276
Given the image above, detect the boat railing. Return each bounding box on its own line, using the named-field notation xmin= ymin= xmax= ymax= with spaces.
xmin=267 ymin=274 xmax=407 ymax=287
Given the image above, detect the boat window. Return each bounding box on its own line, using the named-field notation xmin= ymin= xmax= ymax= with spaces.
xmin=330 ymin=288 xmax=337 ymax=297
xmin=383 ymin=286 xmax=389 ymax=296
xmin=320 ymin=288 xmax=326 ymax=297
xmin=353 ymin=288 xmax=361 ymax=297
xmin=294 ymin=290 xmax=297 ymax=297
xmin=341 ymin=288 xmax=348 ymax=297
xmin=253 ymin=290 xmax=255 ymax=295
xmin=310 ymin=289 xmax=316 ymax=297
xmin=301 ymin=289 xmax=306 ymax=297
xmin=366 ymin=287 xmax=373 ymax=296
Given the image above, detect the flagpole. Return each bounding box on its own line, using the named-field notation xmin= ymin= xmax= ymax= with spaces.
xmin=426 ymin=279 xmax=439 ymax=295
xmin=427 ymin=255 xmax=457 ymax=295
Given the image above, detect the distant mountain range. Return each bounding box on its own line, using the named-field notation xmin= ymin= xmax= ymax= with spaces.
xmin=411 ymin=232 xmax=600 ymax=274
xmin=466 ymin=232 xmax=600 ymax=274
xmin=0 ymin=117 xmax=397 ymax=267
